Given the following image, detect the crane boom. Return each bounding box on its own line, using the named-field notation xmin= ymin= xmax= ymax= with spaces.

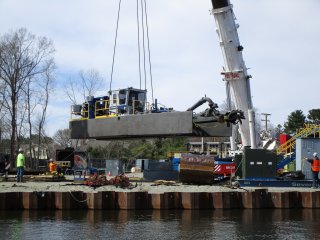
xmin=210 ymin=0 xmax=256 ymax=148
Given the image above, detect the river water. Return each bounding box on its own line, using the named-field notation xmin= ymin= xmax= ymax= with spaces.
xmin=1 ymin=209 xmax=319 ymax=240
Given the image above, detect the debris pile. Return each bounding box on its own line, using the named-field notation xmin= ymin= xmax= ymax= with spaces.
xmin=84 ymin=173 xmax=132 ymax=188
xmin=151 ymin=180 xmax=179 ymax=186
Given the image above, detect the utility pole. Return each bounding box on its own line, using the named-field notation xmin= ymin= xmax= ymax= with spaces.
xmin=261 ymin=113 xmax=271 ymax=131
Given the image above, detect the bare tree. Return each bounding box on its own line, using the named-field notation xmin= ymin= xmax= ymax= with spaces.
xmin=64 ymin=77 xmax=78 ymax=105
xmin=35 ymin=68 xmax=54 ymax=167
xmin=16 ymin=98 xmax=28 ymax=147
xmin=0 ymin=115 xmax=10 ymax=142
xmin=53 ymin=129 xmax=71 ymax=147
xmin=0 ymin=28 xmax=55 ymax=164
xmin=65 ymin=69 xmax=104 ymax=104
xmin=25 ymin=76 xmax=37 ymax=169
xmin=0 ymin=81 xmax=5 ymax=143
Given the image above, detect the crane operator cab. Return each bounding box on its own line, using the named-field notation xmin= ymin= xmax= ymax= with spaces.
xmin=71 ymin=87 xmax=147 ymax=120
xmin=109 ymin=88 xmax=147 ymax=115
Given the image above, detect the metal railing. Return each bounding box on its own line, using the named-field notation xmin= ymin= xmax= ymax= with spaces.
xmin=95 ymin=99 xmax=148 ymax=117
xmin=70 ymin=105 xmax=89 ymax=121
xmin=95 ymin=99 xmax=113 ymax=118
xmin=277 ymin=124 xmax=320 ymax=154
xmin=71 ymin=99 xmax=150 ymax=120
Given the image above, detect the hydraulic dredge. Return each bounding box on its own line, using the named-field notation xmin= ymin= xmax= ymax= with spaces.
xmin=69 ymin=87 xmax=244 ymax=140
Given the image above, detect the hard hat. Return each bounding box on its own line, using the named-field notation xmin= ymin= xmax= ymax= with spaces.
xmin=313 ymin=152 xmax=318 ymax=157
xmin=49 ymin=159 xmax=53 ymax=162
xmin=18 ymin=148 xmax=23 ymax=152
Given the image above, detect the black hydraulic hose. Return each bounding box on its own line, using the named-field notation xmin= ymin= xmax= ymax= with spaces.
xmin=187 ymin=97 xmax=215 ymax=111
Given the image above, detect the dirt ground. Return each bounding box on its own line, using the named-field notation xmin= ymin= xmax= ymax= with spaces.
xmin=0 ymin=173 xmax=317 ymax=193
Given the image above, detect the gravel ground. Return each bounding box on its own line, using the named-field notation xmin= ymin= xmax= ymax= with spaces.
xmin=0 ymin=174 xmax=318 ymax=193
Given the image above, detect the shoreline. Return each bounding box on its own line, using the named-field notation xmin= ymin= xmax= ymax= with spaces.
xmin=1 ymin=175 xmax=320 ymax=210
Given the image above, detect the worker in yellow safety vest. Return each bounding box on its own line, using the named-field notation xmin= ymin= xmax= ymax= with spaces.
xmin=16 ymin=148 xmax=25 ymax=182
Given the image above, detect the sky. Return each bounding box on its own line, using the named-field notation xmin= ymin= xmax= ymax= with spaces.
xmin=0 ymin=0 xmax=320 ymax=137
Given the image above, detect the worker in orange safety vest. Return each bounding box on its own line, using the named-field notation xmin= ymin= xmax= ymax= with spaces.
xmin=49 ymin=159 xmax=57 ymax=173
xmin=305 ymin=152 xmax=320 ymax=189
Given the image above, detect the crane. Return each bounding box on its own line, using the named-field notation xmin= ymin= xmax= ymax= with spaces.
xmin=210 ymin=0 xmax=257 ymax=149
xmin=68 ymin=0 xmax=262 ymax=184
xmin=68 ymin=1 xmax=253 ymax=147
xmin=69 ymin=1 xmax=247 ymax=142
xmin=179 ymin=0 xmax=260 ymax=184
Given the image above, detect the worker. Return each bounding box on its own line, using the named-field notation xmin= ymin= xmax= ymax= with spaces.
xmin=16 ymin=148 xmax=25 ymax=182
xmin=49 ymin=159 xmax=57 ymax=173
xmin=304 ymin=152 xmax=320 ymax=189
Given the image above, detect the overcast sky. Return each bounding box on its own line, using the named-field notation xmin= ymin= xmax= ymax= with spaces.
xmin=1 ymin=0 xmax=319 ymax=137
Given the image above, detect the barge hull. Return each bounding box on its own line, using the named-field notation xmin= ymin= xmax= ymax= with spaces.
xmin=237 ymin=179 xmax=314 ymax=188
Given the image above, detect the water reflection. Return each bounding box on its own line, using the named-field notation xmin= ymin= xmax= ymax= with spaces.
xmin=0 ymin=209 xmax=319 ymax=239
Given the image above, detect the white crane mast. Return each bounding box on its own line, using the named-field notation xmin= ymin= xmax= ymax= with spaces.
xmin=211 ymin=0 xmax=256 ymax=148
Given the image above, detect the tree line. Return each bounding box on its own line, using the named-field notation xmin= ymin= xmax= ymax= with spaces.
xmin=279 ymin=109 xmax=320 ymax=135
xmin=0 ymin=28 xmax=55 ymax=167
xmin=0 ymin=28 xmax=104 ymax=167
xmin=87 ymin=138 xmax=187 ymax=161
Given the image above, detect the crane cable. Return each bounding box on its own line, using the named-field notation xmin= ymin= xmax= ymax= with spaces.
xmin=140 ymin=0 xmax=147 ymax=91
xmin=109 ymin=0 xmax=122 ymax=93
xmin=109 ymin=0 xmax=154 ymax=105
xmin=143 ymin=0 xmax=154 ymax=104
xmin=136 ymin=0 xmax=142 ymax=89
xmin=137 ymin=0 xmax=154 ymax=104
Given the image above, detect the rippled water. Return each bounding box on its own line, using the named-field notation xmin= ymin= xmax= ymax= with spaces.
xmin=1 ymin=209 xmax=319 ymax=240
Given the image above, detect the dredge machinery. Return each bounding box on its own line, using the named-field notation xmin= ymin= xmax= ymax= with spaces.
xmin=68 ymin=0 xmax=252 ymax=184
xmin=70 ymin=87 xmax=244 ymax=140
xmin=69 ymin=0 xmax=316 ymax=186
